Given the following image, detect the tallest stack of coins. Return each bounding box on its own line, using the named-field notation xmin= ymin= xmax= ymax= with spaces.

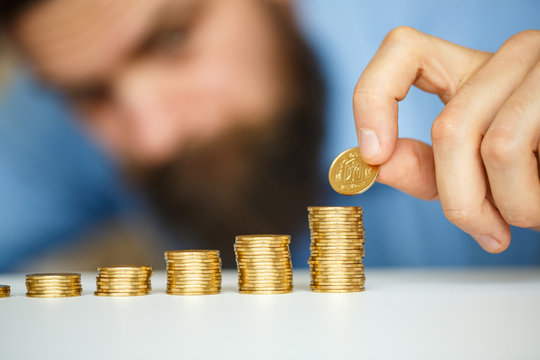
xmin=307 ymin=206 xmax=366 ymax=293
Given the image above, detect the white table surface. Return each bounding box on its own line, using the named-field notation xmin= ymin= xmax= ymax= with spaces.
xmin=1 ymin=268 xmax=539 ymax=360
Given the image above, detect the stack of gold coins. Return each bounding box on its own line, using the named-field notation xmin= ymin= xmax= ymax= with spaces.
xmin=0 ymin=285 xmax=11 ymax=298
xmin=308 ymin=206 xmax=366 ymax=293
xmin=95 ymin=265 xmax=152 ymax=296
xmin=165 ymin=250 xmax=222 ymax=295
xmin=26 ymin=273 xmax=82 ymax=298
xmin=234 ymin=235 xmax=293 ymax=294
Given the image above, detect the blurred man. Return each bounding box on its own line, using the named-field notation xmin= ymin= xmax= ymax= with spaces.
xmin=0 ymin=0 xmax=538 ymax=268
xmin=0 ymin=0 xmax=325 ymax=266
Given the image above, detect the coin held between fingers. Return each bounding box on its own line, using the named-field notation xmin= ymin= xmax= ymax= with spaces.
xmin=329 ymin=147 xmax=379 ymax=195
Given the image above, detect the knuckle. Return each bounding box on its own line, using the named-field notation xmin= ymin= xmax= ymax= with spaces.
xmin=352 ymin=88 xmax=383 ymax=105
xmin=481 ymin=127 xmax=518 ymax=166
xmin=383 ymin=26 xmax=420 ymax=46
xmin=510 ymin=29 xmax=540 ymax=43
xmin=442 ymin=206 xmax=477 ymax=227
xmin=501 ymin=30 xmax=540 ymax=52
xmin=431 ymin=113 xmax=463 ymax=146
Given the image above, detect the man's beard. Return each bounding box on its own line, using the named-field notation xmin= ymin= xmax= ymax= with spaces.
xmin=138 ymin=107 xmax=324 ymax=267
xmin=136 ymin=4 xmax=325 ymax=267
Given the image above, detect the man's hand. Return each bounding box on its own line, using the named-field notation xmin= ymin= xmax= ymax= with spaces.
xmin=353 ymin=26 xmax=540 ymax=253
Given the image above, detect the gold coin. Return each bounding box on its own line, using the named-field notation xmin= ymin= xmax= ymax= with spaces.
xmin=235 ymin=252 xmax=291 ymax=257
xmin=165 ymin=249 xmax=219 ymax=255
xmin=167 ymin=288 xmax=221 ymax=291
xmin=94 ymin=291 xmax=149 ymax=297
xmin=167 ymin=280 xmax=221 ymax=285
xmin=167 ymin=286 xmax=221 ymax=290
xmin=166 ymin=258 xmax=221 ymax=262
xmin=311 ymin=288 xmax=365 ymax=293
xmin=167 ymin=283 xmax=221 ymax=289
xmin=168 ymin=281 xmax=221 ymax=286
xmin=96 ymin=285 xmax=150 ymax=291
xmin=311 ymin=275 xmax=366 ymax=281
xmin=98 ymin=265 xmax=152 ymax=272
xmin=235 ymin=248 xmax=289 ymax=253
xmin=236 ymin=234 xmax=290 ymax=240
xmin=26 ymin=292 xmax=82 ymax=297
xmin=26 ymin=286 xmax=83 ymax=291
xmin=96 ymin=286 xmax=149 ymax=291
xmin=308 ymin=206 xmax=363 ymax=211
xmin=168 ymin=290 xmax=221 ymax=294
xmin=236 ymin=260 xmax=292 ymax=266
xmin=309 ymin=213 xmax=363 ymax=217
xmin=237 ymin=262 xmax=292 ymax=266
xmin=310 ymin=256 xmax=364 ymax=262
xmin=167 ymin=272 xmax=221 ymax=277
xmin=167 ymin=290 xmax=220 ymax=295
xmin=239 ymin=282 xmax=292 ymax=288
xmin=167 ymin=267 xmax=220 ymax=271
xmin=239 ymin=289 xmax=292 ymax=295
xmin=328 ymin=147 xmax=378 ymax=195
xmin=167 ymin=278 xmax=221 ymax=283
xmin=167 ymin=285 xmax=221 ymax=290
xmin=234 ymin=245 xmax=290 ymax=250
xmin=26 ymin=273 xmax=80 ymax=278
xmin=311 ymin=275 xmax=365 ymax=281
xmin=26 ymin=278 xmax=81 ymax=283
xmin=97 ymin=272 xmax=152 ymax=277
xmin=239 ymin=272 xmax=292 ymax=277
xmin=239 ymin=273 xmax=292 ymax=279
xmin=239 ymin=274 xmax=293 ymax=280
xmin=310 ymin=249 xmax=365 ymax=255
xmin=167 ymin=270 xmax=221 ymax=275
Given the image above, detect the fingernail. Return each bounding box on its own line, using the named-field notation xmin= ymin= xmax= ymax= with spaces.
xmin=358 ymin=128 xmax=381 ymax=159
xmin=474 ymin=235 xmax=502 ymax=253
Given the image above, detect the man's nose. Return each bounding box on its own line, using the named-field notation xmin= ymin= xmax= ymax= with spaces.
xmin=114 ymin=65 xmax=182 ymax=165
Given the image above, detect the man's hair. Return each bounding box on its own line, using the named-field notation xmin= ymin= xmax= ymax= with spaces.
xmin=0 ymin=0 xmax=40 ymax=27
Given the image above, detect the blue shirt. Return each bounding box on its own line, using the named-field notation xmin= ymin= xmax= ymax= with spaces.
xmin=0 ymin=0 xmax=538 ymax=270
xmin=0 ymin=74 xmax=130 ymax=271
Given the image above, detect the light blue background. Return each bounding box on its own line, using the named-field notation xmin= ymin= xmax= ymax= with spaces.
xmin=0 ymin=0 xmax=538 ymax=270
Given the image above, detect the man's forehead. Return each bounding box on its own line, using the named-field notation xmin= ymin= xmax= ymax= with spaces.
xmin=12 ymin=0 xmax=182 ymax=86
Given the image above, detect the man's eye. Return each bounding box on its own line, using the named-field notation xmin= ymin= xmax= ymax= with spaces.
xmin=151 ymin=28 xmax=186 ymax=53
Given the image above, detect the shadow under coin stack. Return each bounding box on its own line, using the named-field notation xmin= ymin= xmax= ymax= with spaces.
xmin=0 ymin=285 xmax=10 ymax=298
xmin=308 ymin=206 xmax=366 ymax=293
xmin=234 ymin=235 xmax=293 ymax=294
xmin=95 ymin=266 xmax=152 ymax=296
xmin=26 ymin=273 xmax=82 ymax=298
xmin=165 ymin=250 xmax=222 ymax=295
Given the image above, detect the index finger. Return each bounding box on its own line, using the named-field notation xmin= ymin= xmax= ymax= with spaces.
xmin=353 ymin=26 xmax=490 ymax=164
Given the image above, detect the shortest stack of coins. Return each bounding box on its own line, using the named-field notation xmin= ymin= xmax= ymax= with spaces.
xmin=235 ymin=235 xmax=293 ymax=294
xmin=95 ymin=265 xmax=152 ymax=296
xmin=0 ymin=285 xmax=10 ymax=298
xmin=165 ymin=250 xmax=222 ymax=295
xmin=308 ymin=206 xmax=366 ymax=293
xmin=26 ymin=273 xmax=82 ymax=298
